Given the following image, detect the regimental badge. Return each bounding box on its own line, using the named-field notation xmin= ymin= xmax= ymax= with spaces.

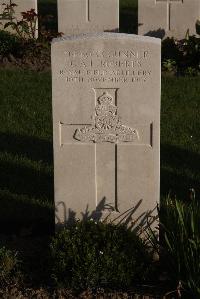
xmin=74 ymin=92 xmax=139 ymax=143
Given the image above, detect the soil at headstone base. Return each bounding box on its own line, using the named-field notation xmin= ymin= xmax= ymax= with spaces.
xmin=0 ymin=287 xmax=174 ymax=299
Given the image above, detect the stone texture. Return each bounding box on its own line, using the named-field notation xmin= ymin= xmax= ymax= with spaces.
xmin=57 ymin=0 xmax=119 ymax=35
xmin=0 ymin=0 xmax=38 ymax=38
xmin=138 ymin=0 xmax=200 ymax=39
xmin=52 ymin=33 xmax=161 ymax=233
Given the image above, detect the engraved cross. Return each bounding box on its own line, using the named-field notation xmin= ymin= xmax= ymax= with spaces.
xmin=156 ymin=0 xmax=183 ymax=31
xmin=86 ymin=0 xmax=91 ymax=22
xmin=60 ymin=88 xmax=152 ymax=213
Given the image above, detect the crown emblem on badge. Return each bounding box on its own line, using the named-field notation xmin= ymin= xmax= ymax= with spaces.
xmin=74 ymin=92 xmax=139 ymax=143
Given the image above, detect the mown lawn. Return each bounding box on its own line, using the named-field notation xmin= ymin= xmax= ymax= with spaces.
xmin=161 ymin=76 xmax=200 ymax=199
xmin=0 ymin=70 xmax=54 ymax=234
xmin=0 ymin=69 xmax=199 ymax=233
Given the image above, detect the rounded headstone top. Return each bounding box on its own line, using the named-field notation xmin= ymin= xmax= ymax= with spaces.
xmin=52 ymin=32 xmax=161 ymax=45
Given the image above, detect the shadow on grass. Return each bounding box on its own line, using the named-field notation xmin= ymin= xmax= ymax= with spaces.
xmin=0 ymin=132 xmax=52 ymax=164
xmin=1 ymin=133 xmax=199 ymax=234
xmin=161 ymin=144 xmax=200 ymax=200
xmin=0 ymin=192 xmax=54 ymax=235
xmin=0 ymin=132 xmax=54 ymax=235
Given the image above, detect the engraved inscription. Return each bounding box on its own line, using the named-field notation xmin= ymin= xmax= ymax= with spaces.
xmin=86 ymin=0 xmax=90 ymax=22
xmin=59 ymin=49 xmax=152 ymax=84
xmin=74 ymin=92 xmax=139 ymax=143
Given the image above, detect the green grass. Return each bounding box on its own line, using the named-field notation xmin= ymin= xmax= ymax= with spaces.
xmin=0 ymin=70 xmax=199 ymax=233
xmin=161 ymin=76 xmax=200 ymax=199
xmin=0 ymin=70 xmax=54 ymax=234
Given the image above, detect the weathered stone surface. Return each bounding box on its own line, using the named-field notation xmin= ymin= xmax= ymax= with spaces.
xmin=57 ymin=0 xmax=119 ymax=35
xmin=0 ymin=0 xmax=38 ymax=38
xmin=52 ymin=33 xmax=160 ymax=233
xmin=138 ymin=0 xmax=200 ymax=39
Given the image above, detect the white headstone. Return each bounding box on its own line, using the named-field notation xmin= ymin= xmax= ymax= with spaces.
xmin=0 ymin=0 xmax=38 ymax=38
xmin=52 ymin=33 xmax=160 ymax=233
xmin=138 ymin=0 xmax=200 ymax=39
xmin=57 ymin=0 xmax=119 ymax=35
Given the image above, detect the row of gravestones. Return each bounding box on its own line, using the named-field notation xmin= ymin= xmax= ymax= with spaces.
xmin=0 ymin=0 xmax=200 ymax=39
xmin=51 ymin=1 xmax=200 ymax=231
xmin=0 ymin=1 xmax=193 ymax=232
